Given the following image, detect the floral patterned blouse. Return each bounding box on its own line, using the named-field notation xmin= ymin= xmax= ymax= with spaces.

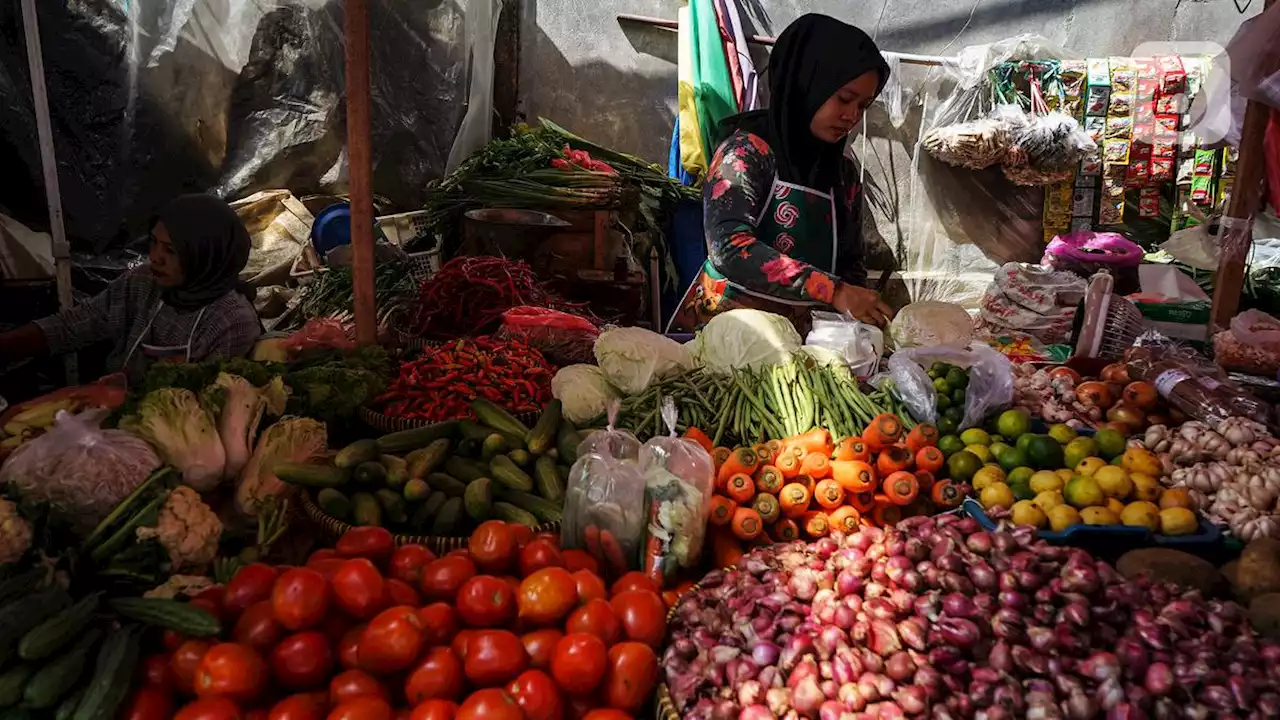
xmin=703 ymin=129 xmax=868 ymax=304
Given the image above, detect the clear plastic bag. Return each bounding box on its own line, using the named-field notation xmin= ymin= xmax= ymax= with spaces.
xmin=1214 ymin=309 xmax=1280 ymax=376
xmin=282 ymin=318 xmax=356 ymax=355
xmin=561 ymin=403 xmax=647 ymax=578
xmin=886 ymin=344 xmax=1014 ymax=429
xmin=498 ymin=307 xmax=600 ymax=366
xmin=805 ymin=311 xmax=885 ymax=378
xmin=638 ymin=398 xmax=714 ymax=587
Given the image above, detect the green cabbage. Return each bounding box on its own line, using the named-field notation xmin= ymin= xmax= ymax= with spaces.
xmin=202 ymin=373 xmax=289 ymax=481
xmin=593 ymin=327 xmax=694 ymax=395
xmin=551 ymin=365 xmax=620 ymax=424
xmin=689 ymin=309 xmax=802 ymax=372
xmin=124 ymin=388 xmax=226 ymax=491
xmin=235 ymin=416 xmax=327 ymax=515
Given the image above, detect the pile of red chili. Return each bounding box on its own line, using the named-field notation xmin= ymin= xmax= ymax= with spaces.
xmin=373 ymin=336 xmax=554 ymax=421
xmin=410 ymin=256 xmax=592 ymax=340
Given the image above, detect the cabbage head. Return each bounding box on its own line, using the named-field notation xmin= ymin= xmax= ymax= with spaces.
xmin=551 ymin=365 xmax=619 ymax=425
xmin=202 ymin=373 xmax=289 ymax=481
xmin=125 ymin=388 xmax=226 ymax=491
xmin=236 ymin=416 xmax=328 ymax=515
xmin=593 ymin=327 xmax=694 ymax=395
xmin=690 ymin=309 xmax=802 ymax=372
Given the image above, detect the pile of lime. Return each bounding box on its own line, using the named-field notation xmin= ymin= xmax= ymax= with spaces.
xmin=927 ymin=361 xmax=970 ymax=436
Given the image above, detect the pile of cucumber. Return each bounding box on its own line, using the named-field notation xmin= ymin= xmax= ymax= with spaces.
xmin=278 ymin=399 xmax=582 ymax=537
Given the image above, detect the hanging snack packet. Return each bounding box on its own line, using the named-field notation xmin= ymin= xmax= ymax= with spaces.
xmin=638 ymin=398 xmax=714 ymax=588
xmin=561 ymin=401 xmax=646 ymax=578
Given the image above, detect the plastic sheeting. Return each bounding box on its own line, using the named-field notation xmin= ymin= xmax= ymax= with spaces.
xmin=0 ymin=0 xmax=477 ymax=249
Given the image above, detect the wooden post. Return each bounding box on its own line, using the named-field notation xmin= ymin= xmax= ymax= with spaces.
xmin=492 ymin=0 xmax=522 ymax=137
xmin=345 ymin=0 xmax=378 ymax=345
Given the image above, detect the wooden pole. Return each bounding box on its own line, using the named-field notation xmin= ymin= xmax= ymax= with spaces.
xmin=345 ymin=0 xmax=378 ymax=345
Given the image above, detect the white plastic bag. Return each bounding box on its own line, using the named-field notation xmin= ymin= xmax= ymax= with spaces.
xmin=889 ymin=301 xmax=975 ymax=349
xmin=638 ymin=398 xmax=714 ymax=586
xmin=805 ymin=311 xmax=884 ymax=378
xmin=561 ymin=402 xmax=646 ymax=578
xmin=886 ymin=344 xmax=1014 ymax=430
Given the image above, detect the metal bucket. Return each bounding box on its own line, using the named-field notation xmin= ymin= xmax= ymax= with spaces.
xmin=460 ymin=208 xmax=571 ymax=269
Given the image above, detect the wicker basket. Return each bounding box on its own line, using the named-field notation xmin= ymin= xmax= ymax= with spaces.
xmin=358 ymin=406 xmax=541 ymax=434
xmin=654 ymin=569 xmax=733 ymax=720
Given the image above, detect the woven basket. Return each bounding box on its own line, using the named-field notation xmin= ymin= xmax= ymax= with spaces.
xmin=299 ymin=489 xmax=561 ymax=554
xmin=358 ymin=406 xmax=540 ymax=434
xmin=654 ymin=568 xmax=734 ymax=720
xmin=390 ymin=326 xmax=442 ymax=352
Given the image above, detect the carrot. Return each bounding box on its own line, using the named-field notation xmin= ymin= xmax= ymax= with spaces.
xmin=753 ymin=443 xmax=775 ymax=466
xmin=801 ymin=511 xmax=830 ymax=538
xmin=788 ymin=428 xmax=834 ymax=456
xmin=724 ymin=473 xmax=756 ymax=505
xmin=708 ymin=495 xmax=737 ymax=526
xmin=717 ymin=447 xmax=760 ymax=489
xmin=752 ymin=493 xmax=781 ymax=524
xmin=682 ymin=427 xmax=714 ymax=453
xmin=915 ymin=446 xmax=945 ymax=474
xmin=904 ymin=424 xmax=940 ymax=454
xmin=876 ymin=445 xmax=914 ymax=477
xmin=862 ymin=413 xmax=904 ymax=452
xmin=913 ymin=470 xmax=936 ymax=494
xmin=828 ymin=506 xmax=861 ymax=534
xmin=833 ymin=437 xmax=870 ymax=462
xmin=794 ymin=474 xmax=816 ymax=494
xmin=849 ymin=490 xmax=876 ymax=513
xmin=710 ymin=529 xmax=744 ymax=568
xmin=599 ymin=530 xmax=628 ymax=577
xmin=930 ymin=479 xmax=965 ymax=508
xmin=871 ymin=496 xmax=902 ymax=527
xmin=883 ymin=471 xmax=919 ymax=506
xmin=800 ymin=452 xmax=832 ymax=480
xmin=765 ymin=439 xmax=783 ymax=458
xmin=711 ymin=446 xmax=732 ymax=474
xmin=755 ymin=465 xmax=785 ymax=495
xmin=778 ymin=483 xmax=812 ymax=518
xmin=831 ymin=460 xmax=877 ymax=494
xmin=731 ymin=507 xmax=764 ymax=541
xmin=642 ymin=535 xmax=665 ymax=587
xmin=812 ymin=479 xmax=845 ymax=510
xmin=748 ymin=529 xmax=775 ymax=548
xmin=775 ymin=452 xmax=802 ymax=480
xmin=774 ymin=518 xmax=800 ymax=542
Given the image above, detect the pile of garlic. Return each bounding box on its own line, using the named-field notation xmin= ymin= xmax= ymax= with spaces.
xmin=1012 ymin=364 xmax=1093 ymax=427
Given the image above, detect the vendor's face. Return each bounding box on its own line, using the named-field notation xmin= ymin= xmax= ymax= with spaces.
xmin=148 ymin=222 xmax=185 ymax=288
xmin=809 ymin=71 xmax=880 ymax=143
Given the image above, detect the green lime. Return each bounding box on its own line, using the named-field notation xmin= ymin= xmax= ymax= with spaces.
xmin=947 ymin=451 xmax=982 ymax=482
xmin=930 ymin=362 xmax=952 ymax=376
xmin=938 ymin=417 xmax=959 ymax=436
xmin=995 ymin=409 xmax=1032 ymax=439
xmin=960 ymin=428 xmax=992 ymax=447
xmin=990 ymin=434 xmax=1006 ymax=445
xmin=938 ymin=435 xmax=965 ymax=456
xmin=1112 ymin=455 xmax=1125 ymax=466
xmin=999 ymin=447 xmax=1030 ymax=472
xmin=933 ymin=377 xmax=951 ymax=394
xmin=1010 ymin=481 xmax=1036 ymax=501
xmin=1094 ymin=428 xmax=1127 ymax=459
xmin=1048 ymin=423 xmax=1078 ymax=445
xmin=1016 ymin=433 xmax=1040 ymax=454
xmin=1026 ymin=436 xmax=1066 ymax=471
xmin=928 ymin=369 xmax=943 ymax=380
xmin=936 ymin=394 xmax=953 ymax=410
xmin=951 ymin=388 xmax=967 ymax=405
xmin=946 ymin=367 xmax=970 ymax=390
xmin=1007 ymin=466 xmax=1035 ymax=486
xmin=1063 ymin=437 xmax=1100 ymax=471
xmin=944 ymin=406 xmax=965 ymax=423
xmin=990 ymin=441 xmax=1013 ymax=461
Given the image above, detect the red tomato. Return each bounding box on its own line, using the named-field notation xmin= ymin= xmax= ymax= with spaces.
xmin=329 ymin=669 xmax=388 ymax=704
xmin=560 ymin=550 xmax=598 ymax=575
xmin=320 ymin=613 xmax=355 ymax=644
xmin=337 ymin=625 xmax=365 ymax=670
xmin=271 ymin=631 xmax=334 ymax=690
xmin=268 ymin=693 xmax=328 ymax=720
xmin=608 ymin=590 xmax=666 ymax=648
xmin=120 ymin=685 xmax=174 ymax=720
xmin=163 ymin=629 xmax=187 ymax=652
xmin=332 ymin=559 xmax=386 ymax=620
xmin=468 ymin=521 xmax=517 ymax=574
xmin=335 ymin=527 xmax=395 ymax=563
xmin=517 ymin=539 xmax=565 ymax=577
xmin=446 ymin=548 xmax=472 ymax=559
xmin=233 ymin=601 xmax=284 ymax=652
xmin=463 ymin=630 xmax=529 ymax=688
xmin=171 ymin=639 xmax=212 ymax=695
xmin=455 ymin=689 xmax=523 ymax=720
xmin=194 ymin=643 xmax=268 ymax=703
xmin=419 ymin=557 xmax=477 ymax=603
xmin=415 ymin=603 xmax=460 ymax=647
xmin=450 ymin=630 xmax=473 ymax=661
xmin=272 ymin=568 xmax=330 ymax=631
xmin=141 ymin=653 xmax=174 ymax=690
xmin=582 ymin=711 xmax=631 ymax=720
xmin=408 ymin=700 xmax=457 ymax=720
xmin=310 ymin=558 xmax=348 ymax=582
xmin=550 ymin=634 xmax=607 ymax=696
xmin=247 ymin=712 xmax=268 ymax=720
xmin=195 ymin=587 xmax=228 ymax=617
xmin=403 ymin=647 xmax=464 ymax=704
xmin=609 ymin=572 xmax=658 ymax=596
xmin=326 ymin=695 xmax=392 ymax=720
xmin=600 ymin=642 xmax=658 ymax=712
xmin=520 ymin=629 xmax=562 ymax=671
xmin=564 ymin=696 xmax=598 ymax=720
xmin=565 ymin=599 xmax=620 ymax=645
xmin=517 ymin=568 xmax=578 ymax=626
xmin=506 ymin=669 xmax=564 ymax=720
xmin=385 ymin=579 xmax=421 ymax=607
xmin=570 ymin=571 xmax=607 ymax=605
xmin=224 ymin=564 xmax=280 ymax=616
xmin=388 ymin=544 xmax=436 ymax=585
xmin=358 ymin=605 xmax=425 ymax=674
xmin=308 ymin=548 xmax=339 ymax=565
xmin=175 ymin=697 xmax=244 ymax=720
xmin=509 ymin=523 xmax=535 ymax=549
xmin=455 ymin=576 xmax=516 ymax=628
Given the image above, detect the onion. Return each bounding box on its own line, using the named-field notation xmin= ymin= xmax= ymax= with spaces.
xmin=765 ymin=688 xmax=790 ymax=717
xmin=896 ymin=617 xmax=927 ymax=651
xmin=885 ymin=651 xmax=916 ymax=682
xmin=941 ymin=593 xmax=977 ymax=618
xmin=737 ymin=706 xmax=773 ymax=720
xmin=934 ymin=617 xmax=980 ymax=648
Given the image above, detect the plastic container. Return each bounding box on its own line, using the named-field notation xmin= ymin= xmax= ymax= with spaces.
xmin=311 ymin=202 xmax=354 ymax=257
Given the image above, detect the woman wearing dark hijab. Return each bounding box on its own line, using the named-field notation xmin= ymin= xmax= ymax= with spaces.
xmin=0 ymin=194 xmax=261 ymax=380
xmin=669 ymin=14 xmax=896 ymax=333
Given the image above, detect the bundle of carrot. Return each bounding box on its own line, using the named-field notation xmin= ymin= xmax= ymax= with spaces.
xmin=682 ymin=416 xmax=970 ymax=568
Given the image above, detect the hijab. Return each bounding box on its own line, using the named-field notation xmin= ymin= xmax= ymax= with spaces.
xmin=154 ymin=194 xmax=254 ymax=312
xmin=721 ymin=14 xmax=890 ymax=189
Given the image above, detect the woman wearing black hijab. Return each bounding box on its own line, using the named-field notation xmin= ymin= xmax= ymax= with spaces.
xmin=0 ymin=194 xmax=261 ymax=381
xmin=669 ymin=14 xmax=895 ymax=333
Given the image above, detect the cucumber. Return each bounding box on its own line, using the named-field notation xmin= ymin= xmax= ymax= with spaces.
xmin=456 ymin=439 xmax=480 ymax=458
xmin=354 ymin=461 xmax=388 ymax=485
xmin=444 ymin=457 xmax=488 ymax=484
xmin=556 ymin=423 xmax=581 ymax=465
xmin=19 ymin=592 xmax=101 ymax=661
xmin=403 ymin=478 xmax=431 ymax=503
xmin=0 ymin=665 xmax=31 ymax=707
xmin=426 ymin=473 xmax=468 ymax=498
xmin=351 ymin=493 xmax=383 ymax=527
xmin=273 ymin=462 xmax=348 ymax=489
xmin=22 ymin=629 xmax=103 ymax=709
xmin=0 ymin=571 xmax=43 ymax=609
xmin=499 ymin=490 xmax=564 ymax=524
xmin=335 ymin=439 xmax=380 ymax=469
xmin=316 ymin=488 xmax=352 ymax=521
xmin=406 ymin=439 xmax=451 ymax=479
xmin=430 ymin=498 xmax=464 ymax=536
xmin=89 ymin=492 xmax=166 ymax=564
xmin=376 ymin=421 xmax=458 ymax=454
xmin=492 ymin=502 xmax=539 ymax=528
xmin=71 ymin=625 xmax=140 ymax=720
xmin=533 ymin=456 xmax=565 ymax=502
xmin=411 ymin=492 xmax=448 ymax=532
xmin=375 ymin=489 xmax=408 ymax=526
xmin=0 ymin=589 xmax=72 ymax=667
xmin=480 ymin=434 xmax=507 ymax=462
xmin=526 ymin=400 xmax=562 ymax=455
xmin=107 ymin=597 xmax=221 ymax=637
xmin=458 ymin=421 xmax=492 ymax=442
xmin=53 ymin=688 xmax=84 ymax=720
xmin=464 ymin=478 xmax=494 ymax=522
xmin=379 ymin=455 xmax=409 ymax=489
xmin=472 ymin=399 xmax=531 ymax=438
xmin=507 ymin=449 xmax=533 ymax=468
xmin=489 ymin=455 xmax=535 ymax=492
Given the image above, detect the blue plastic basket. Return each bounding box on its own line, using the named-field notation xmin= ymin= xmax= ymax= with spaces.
xmin=960 ymin=497 xmax=1222 ymax=553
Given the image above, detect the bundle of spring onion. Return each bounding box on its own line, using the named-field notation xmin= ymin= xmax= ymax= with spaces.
xmin=295 ymin=264 xmax=415 ymax=328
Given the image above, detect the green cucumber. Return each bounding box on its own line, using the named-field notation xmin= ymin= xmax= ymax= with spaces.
xmin=507 ymin=449 xmax=533 ymax=468
xmin=379 ymin=455 xmax=409 ymax=489
xmin=18 ymin=593 xmax=101 ymax=661
xmin=480 ymin=433 xmax=508 ymax=461
xmin=273 ymin=462 xmax=349 ymax=488
xmin=444 ymin=457 xmax=488 ymax=484
xmin=70 ymin=625 xmax=140 ymax=720
xmin=350 ymin=493 xmax=383 ymax=527
xmin=411 ymin=492 xmax=448 ymax=532
xmin=526 ymin=400 xmax=562 ymax=455
xmin=458 ymin=421 xmax=492 ymax=442
xmin=354 ymin=461 xmax=387 ymax=485
xmin=0 ymin=571 xmax=43 ymax=609
xmin=0 ymin=665 xmax=31 ymax=708
xmin=0 ymin=589 xmax=73 ymax=667
xmin=430 ymin=498 xmax=464 ymax=536
xmin=489 ymin=455 xmax=535 ymax=492
xmin=375 ymin=489 xmax=408 ymax=526
xmin=499 ymin=490 xmax=564 ymax=524
xmin=492 ymin=502 xmax=539 ymax=528
xmin=471 ymin=399 xmax=531 ymax=438
xmin=53 ymin=688 xmax=84 ymax=720
xmin=335 ymin=439 xmax=379 ymax=469
xmin=22 ymin=629 xmax=103 ymax=709
xmin=406 ymin=439 xmax=451 ymax=479
xmin=107 ymin=597 xmax=221 ymax=637
xmin=426 ymin=473 xmax=468 ymax=498
xmin=464 ymin=478 xmax=494 ymax=522
xmin=316 ymin=488 xmax=352 ymax=521
xmin=376 ymin=421 xmax=458 ymax=454
xmin=533 ymin=456 xmax=565 ymax=502
xmin=556 ymin=423 xmax=581 ymax=465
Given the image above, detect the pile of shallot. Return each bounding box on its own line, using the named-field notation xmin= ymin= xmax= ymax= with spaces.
xmin=663 ymin=514 xmax=1280 ymax=719
xmin=1140 ymin=418 xmax=1280 ymax=541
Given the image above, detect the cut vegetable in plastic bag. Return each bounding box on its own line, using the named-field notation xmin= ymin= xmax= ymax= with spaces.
xmin=639 ymin=398 xmax=714 ymax=587
xmin=886 ymin=344 xmax=1014 ymax=430
xmin=561 ymin=401 xmax=646 ymax=578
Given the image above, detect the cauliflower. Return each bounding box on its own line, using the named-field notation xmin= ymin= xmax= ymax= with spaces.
xmin=0 ymin=498 xmax=32 ymax=565
xmin=136 ymin=487 xmax=222 ymax=570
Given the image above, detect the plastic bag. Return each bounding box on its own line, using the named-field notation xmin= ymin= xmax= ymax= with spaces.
xmin=1127 ymin=332 xmax=1271 ymax=425
xmin=889 ymin=302 xmax=975 ymax=350
xmin=282 ymin=318 xmax=356 ymax=355
xmin=805 ymin=311 xmax=885 ymax=378
xmin=638 ymin=398 xmax=714 ymax=587
xmin=498 ymin=307 xmax=600 ymax=366
xmin=561 ymin=403 xmax=647 ymax=577
xmin=977 ymin=262 xmax=1085 ymax=344
xmin=1213 ymin=309 xmax=1280 ymax=376
xmin=886 ymin=344 xmax=1014 ymax=429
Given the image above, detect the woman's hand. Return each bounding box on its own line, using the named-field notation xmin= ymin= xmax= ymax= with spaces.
xmin=832 ymin=283 xmax=894 ymax=327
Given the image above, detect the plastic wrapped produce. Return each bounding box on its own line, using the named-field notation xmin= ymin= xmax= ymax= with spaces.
xmin=1127 ymin=332 xmax=1272 ymax=426
xmin=1214 ymin=309 xmax=1280 ymax=377
xmin=886 ymin=344 xmax=1014 ymax=430
xmin=561 ymin=403 xmax=646 ymax=577
xmin=638 ymin=399 xmax=715 ymax=587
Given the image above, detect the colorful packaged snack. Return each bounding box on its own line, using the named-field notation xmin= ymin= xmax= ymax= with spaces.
xmin=1104 ymin=139 xmax=1132 ymax=164
xmin=1138 ymin=188 xmax=1161 ymax=217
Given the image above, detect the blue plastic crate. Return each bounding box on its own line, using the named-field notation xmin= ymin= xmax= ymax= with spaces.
xmin=960 ymin=497 xmax=1222 ymax=553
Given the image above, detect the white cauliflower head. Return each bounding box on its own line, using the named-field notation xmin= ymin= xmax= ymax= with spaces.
xmin=136 ymin=487 xmax=222 ymax=570
xmin=0 ymin=498 xmax=32 ymax=565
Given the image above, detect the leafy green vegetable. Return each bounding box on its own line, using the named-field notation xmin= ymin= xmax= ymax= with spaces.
xmin=120 ymin=388 xmax=226 ymax=491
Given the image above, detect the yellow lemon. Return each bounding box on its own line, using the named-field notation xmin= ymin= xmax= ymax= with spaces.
xmin=1011 ymin=500 xmax=1048 ymax=529
xmin=1094 ymin=466 xmax=1134 ymax=500
xmin=1120 ymin=501 xmax=1161 ymax=532
xmin=1131 ymin=473 xmax=1162 ymax=502
xmin=1032 ymin=490 xmax=1064 ymax=512
xmin=1048 ymin=423 xmax=1078 ymax=444
xmin=1159 ymin=507 xmax=1198 ymax=536
xmin=972 ymin=466 xmax=1006 ymax=491
xmin=1063 ymin=437 xmax=1099 ymax=469
xmin=1075 ymin=457 xmax=1108 ymax=477
xmin=1106 ymin=497 xmax=1127 ymax=516
xmin=960 ymin=428 xmax=992 ymax=447
xmin=1047 ymin=504 xmax=1082 ymax=532
xmin=1029 ymin=471 xmax=1065 ymax=494
xmin=1158 ymin=488 xmax=1195 ymax=511
xmin=980 ymin=482 xmax=1016 ymax=511
xmin=1056 ymin=469 xmax=1076 ymax=483
xmin=1063 ymin=475 xmax=1106 ymax=508
xmin=1122 ymin=447 xmax=1163 ymax=477
xmin=1080 ymin=506 xmax=1120 ymax=525
xmin=965 ymin=445 xmax=994 ymax=464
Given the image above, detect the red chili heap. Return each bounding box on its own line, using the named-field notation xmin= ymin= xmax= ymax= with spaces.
xmin=375 ymin=337 xmax=553 ymax=422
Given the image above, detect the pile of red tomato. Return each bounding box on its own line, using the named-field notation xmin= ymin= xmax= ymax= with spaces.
xmin=124 ymin=522 xmax=668 ymax=720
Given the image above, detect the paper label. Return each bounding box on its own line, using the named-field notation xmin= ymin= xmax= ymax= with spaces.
xmin=1154 ymin=369 xmax=1192 ymax=397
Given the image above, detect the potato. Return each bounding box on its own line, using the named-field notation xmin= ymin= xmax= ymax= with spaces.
xmin=1116 ymin=548 xmax=1222 ymax=596
xmin=1249 ymin=593 xmax=1280 ymax=641
xmin=1236 ymin=538 xmax=1280 ymax=604
xmin=1222 ymin=560 xmax=1240 ymax=593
